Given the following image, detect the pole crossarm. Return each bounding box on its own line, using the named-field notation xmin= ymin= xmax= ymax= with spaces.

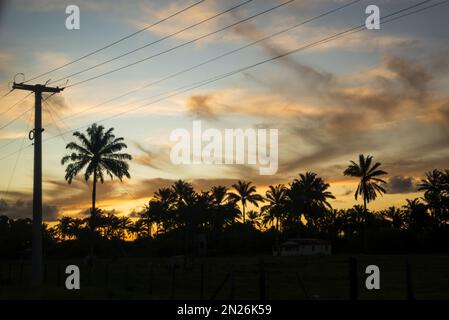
xmin=13 ymin=82 xmax=64 ymax=93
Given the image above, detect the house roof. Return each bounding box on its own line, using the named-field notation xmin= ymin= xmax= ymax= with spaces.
xmin=281 ymin=238 xmax=331 ymax=246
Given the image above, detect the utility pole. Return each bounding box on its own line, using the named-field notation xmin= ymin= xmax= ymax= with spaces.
xmin=12 ymin=82 xmax=64 ymax=286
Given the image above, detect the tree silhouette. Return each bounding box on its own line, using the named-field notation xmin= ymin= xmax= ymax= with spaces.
xmin=228 ymin=180 xmax=263 ymax=223
xmin=381 ymin=206 xmax=405 ymax=230
xmin=246 ymin=210 xmax=262 ymax=229
xmin=343 ymin=154 xmax=387 ymax=211
xmin=402 ymin=198 xmax=430 ymax=232
xmin=61 ymin=123 xmax=131 ymax=253
xmin=261 ymin=184 xmax=287 ymax=232
xmin=56 ymin=216 xmax=73 ymax=241
xmin=210 ymin=186 xmax=239 ymax=231
xmin=287 ymin=172 xmax=335 ymax=228
xmin=418 ymin=169 xmax=449 ymax=227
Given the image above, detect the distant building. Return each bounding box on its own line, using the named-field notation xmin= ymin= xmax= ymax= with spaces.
xmin=273 ymin=238 xmax=331 ymax=256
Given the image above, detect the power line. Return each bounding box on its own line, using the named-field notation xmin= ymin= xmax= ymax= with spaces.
xmin=0 ymin=138 xmax=21 ymax=151
xmin=0 ymin=91 xmax=69 ymax=151
xmin=1 ymin=0 xmax=446 ymax=162
xmin=23 ymin=0 xmax=209 ymax=84
xmin=43 ymin=100 xmax=67 ymax=144
xmin=49 ymin=0 xmax=255 ymax=85
xmin=64 ymin=0 xmax=296 ymax=88
xmin=48 ymin=0 xmax=362 ymax=126
xmin=44 ymin=98 xmax=71 ymax=132
xmin=0 ymin=89 xmax=14 ymax=100
xmin=1 ymin=108 xmax=33 ymax=200
xmin=53 ymin=0 xmax=438 ymax=126
xmin=0 ymin=106 xmax=34 ymax=131
xmin=0 ymin=92 xmax=33 ymax=118
xmin=44 ymin=0 xmax=449 ymax=139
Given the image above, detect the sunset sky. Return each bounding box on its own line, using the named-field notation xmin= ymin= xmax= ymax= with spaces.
xmin=0 ymin=0 xmax=448 ymax=221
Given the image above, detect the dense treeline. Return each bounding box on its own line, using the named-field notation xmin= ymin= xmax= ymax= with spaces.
xmin=1 ymin=168 xmax=448 ymax=258
xmin=1 ymin=126 xmax=448 ymax=258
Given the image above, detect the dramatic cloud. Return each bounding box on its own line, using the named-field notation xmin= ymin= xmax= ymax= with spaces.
xmin=1 ymin=0 xmax=448 ymax=217
xmin=387 ymin=175 xmax=418 ymax=194
xmin=186 ymin=94 xmax=217 ymax=120
xmin=133 ymin=142 xmax=163 ymax=170
xmin=0 ymin=198 xmax=58 ymax=221
xmin=384 ymin=55 xmax=432 ymax=100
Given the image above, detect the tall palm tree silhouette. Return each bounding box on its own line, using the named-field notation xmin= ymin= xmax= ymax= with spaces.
xmin=343 ymin=154 xmax=387 ymax=211
xmin=61 ymin=123 xmax=131 ymax=252
xmin=261 ymin=184 xmax=287 ymax=232
xmin=228 ymin=180 xmax=263 ymax=223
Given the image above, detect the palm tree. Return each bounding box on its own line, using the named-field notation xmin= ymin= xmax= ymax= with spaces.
xmin=56 ymin=216 xmax=73 ymax=240
xmin=210 ymin=186 xmax=228 ymax=206
xmin=246 ymin=210 xmax=262 ymax=229
xmin=209 ymin=186 xmax=239 ymax=230
xmin=418 ymin=169 xmax=449 ymax=226
xmin=61 ymin=124 xmax=132 ymax=251
xmin=261 ymin=184 xmax=287 ymax=232
xmin=228 ymin=180 xmax=263 ymax=223
xmin=117 ymin=216 xmax=133 ymax=240
xmin=381 ymin=206 xmax=405 ymax=230
xmin=139 ymin=201 xmax=158 ymax=237
xmin=402 ymin=198 xmax=430 ymax=231
xmin=154 ymin=187 xmax=176 ymax=232
xmin=343 ymin=154 xmax=387 ymax=212
xmin=287 ymin=172 xmax=335 ymax=227
xmin=172 ymin=180 xmax=195 ymax=209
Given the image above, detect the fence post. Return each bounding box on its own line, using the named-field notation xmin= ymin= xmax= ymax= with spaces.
xmin=104 ymin=263 xmax=109 ymax=287
xmin=170 ymin=264 xmax=176 ymax=300
xmin=88 ymin=263 xmax=93 ymax=286
xmin=19 ymin=262 xmax=24 ymax=285
xmin=56 ymin=264 xmax=61 ymax=287
xmin=43 ymin=263 xmax=47 ymax=285
xmin=124 ymin=264 xmax=129 ymax=290
xmin=259 ymin=257 xmax=266 ymax=301
xmin=147 ymin=263 xmax=153 ymax=295
xmin=200 ymin=263 xmax=204 ymax=299
xmin=405 ymin=258 xmax=415 ymax=300
xmin=230 ymin=267 xmax=235 ymax=300
xmin=7 ymin=263 xmax=12 ymax=285
xmin=349 ymin=257 xmax=358 ymax=300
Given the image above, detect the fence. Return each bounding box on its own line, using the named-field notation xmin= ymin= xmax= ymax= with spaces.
xmin=0 ymin=255 xmax=425 ymax=299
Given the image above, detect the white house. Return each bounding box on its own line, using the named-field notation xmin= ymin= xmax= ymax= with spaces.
xmin=273 ymin=238 xmax=331 ymax=256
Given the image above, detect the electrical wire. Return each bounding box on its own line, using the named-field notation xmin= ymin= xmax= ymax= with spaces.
xmin=1 ymin=108 xmax=33 ymax=200
xmin=23 ymin=0 xmax=209 ymax=84
xmin=49 ymin=0 xmax=255 ymax=85
xmin=63 ymin=0 xmax=296 ymax=88
xmin=47 ymin=0 xmax=362 ymax=125
xmin=0 ymin=0 xmax=446 ymax=162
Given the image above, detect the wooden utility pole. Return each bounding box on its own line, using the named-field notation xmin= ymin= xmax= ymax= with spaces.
xmin=12 ymin=82 xmax=64 ymax=286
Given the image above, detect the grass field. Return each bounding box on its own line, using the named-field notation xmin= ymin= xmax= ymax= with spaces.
xmin=1 ymin=254 xmax=448 ymax=300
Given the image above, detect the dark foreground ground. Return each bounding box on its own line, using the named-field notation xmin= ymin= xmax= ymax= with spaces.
xmin=0 ymin=254 xmax=448 ymax=299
